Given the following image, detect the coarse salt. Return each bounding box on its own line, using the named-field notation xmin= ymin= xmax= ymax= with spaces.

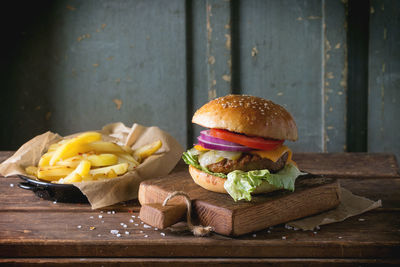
xmin=140 ymin=230 xmax=143 ymax=233
xmin=252 ymin=234 xmax=257 ymax=238
xmin=143 ymin=224 xmax=151 ymax=229
xmin=144 ymin=235 xmax=148 ymax=238
xmin=90 ymin=216 xmax=94 ymax=219
xmin=120 ymin=223 xmax=124 ymax=226
xmin=358 ymin=218 xmax=365 ymax=222
xmin=129 ymin=219 xmax=134 ymax=223
xmin=107 ymin=211 xmax=111 ymax=214
xmin=131 ymin=215 xmax=136 ymax=218
xmin=53 ymin=201 xmax=57 ymax=204
xmin=282 ymin=236 xmax=287 ymax=240
xmin=160 ymin=232 xmax=166 ymax=236
xmin=123 ymin=224 xmax=127 ymax=228
xmin=112 ymin=211 xmax=115 ymax=214
xmin=110 ymin=230 xmax=119 ymax=235
xmin=125 ymin=231 xmax=130 ymax=235
xmin=134 ymin=224 xmax=139 ymax=226
xmin=116 ymin=233 xmax=121 ymax=237
xmin=154 ymin=228 xmax=159 ymax=231
xmin=10 ymin=183 xmax=14 ymax=187
xmin=338 ymin=236 xmax=343 ymax=239
xmin=77 ymin=225 xmax=82 ymax=229
xmin=98 ymin=215 xmax=103 ymax=219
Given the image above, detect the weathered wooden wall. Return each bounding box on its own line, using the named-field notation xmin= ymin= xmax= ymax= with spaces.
xmin=0 ymin=0 xmax=399 ymax=161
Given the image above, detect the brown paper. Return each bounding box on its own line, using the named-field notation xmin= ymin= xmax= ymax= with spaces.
xmin=0 ymin=122 xmax=184 ymax=209
xmin=287 ymin=187 xmax=382 ymax=231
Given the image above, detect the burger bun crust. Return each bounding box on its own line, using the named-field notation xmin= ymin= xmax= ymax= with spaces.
xmin=192 ymin=94 xmax=298 ymax=141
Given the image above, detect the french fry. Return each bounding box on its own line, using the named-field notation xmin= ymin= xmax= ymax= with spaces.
xmin=25 ymin=166 xmax=38 ymax=177
xmin=56 ymin=155 xmax=84 ymax=168
xmin=118 ymin=153 xmax=140 ymax=166
xmin=38 ymin=166 xmax=74 ymax=181
xmin=38 ymin=152 xmax=54 ymax=167
xmin=86 ymin=141 xmax=126 ymax=154
xmin=60 ymin=160 xmax=91 ymax=184
xmin=49 ymin=132 xmax=101 ymax=165
xmin=87 ymin=154 xmax=118 ymax=167
xmin=133 ymin=140 xmax=162 ymax=163
xmin=89 ymin=163 xmax=129 ymax=177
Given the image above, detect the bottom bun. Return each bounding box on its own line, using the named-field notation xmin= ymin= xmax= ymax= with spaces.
xmin=188 ymin=165 xmax=279 ymax=195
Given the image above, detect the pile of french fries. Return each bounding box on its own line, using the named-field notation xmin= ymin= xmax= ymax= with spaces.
xmin=25 ymin=132 xmax=162 ymax=184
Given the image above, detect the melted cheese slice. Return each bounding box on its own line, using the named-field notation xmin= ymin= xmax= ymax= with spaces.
xmin=250 ymin=145 xmax=297 ymax=166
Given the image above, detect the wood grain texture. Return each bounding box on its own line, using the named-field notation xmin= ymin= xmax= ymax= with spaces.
xmin=139 ymin=170 xmax=341 ymax=236
xmin=0 ymin=152 xmax=400 ymax=260
xmin=368 ymin=0 xmax=400 ymax=162
xmin=140 ymin=203 xmax=187 ymax=229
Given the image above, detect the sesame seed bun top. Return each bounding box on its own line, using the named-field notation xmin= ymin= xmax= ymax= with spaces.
xmin=192 ymin=94 xmax=298 ymax=141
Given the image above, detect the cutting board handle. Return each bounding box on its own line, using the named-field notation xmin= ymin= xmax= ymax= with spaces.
xmin=140 ymin=202 xmax=187 ymax=229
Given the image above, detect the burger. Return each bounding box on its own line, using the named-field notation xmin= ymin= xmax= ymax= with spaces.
xmin=182 ymin=94 xmax=304 ymax=201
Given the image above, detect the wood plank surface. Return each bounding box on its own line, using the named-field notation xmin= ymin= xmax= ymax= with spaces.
xmin=139 ymin=172 xmax=341 ymax=236
xmin=1 ymin=152 xmax=399 ymax=261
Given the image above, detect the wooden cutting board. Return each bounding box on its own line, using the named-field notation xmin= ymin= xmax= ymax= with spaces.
xmin=138 ymin=168 xmax=341 ymax=236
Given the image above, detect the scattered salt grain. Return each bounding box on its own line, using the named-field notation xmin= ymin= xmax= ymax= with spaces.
xmin=107 ymin=211 xmax=111 ymax=214
xmin=123 ymin=224 xmax=127 ymax=228
xmin=137 ymin=216 xmax=140 ymax=219
xmin=77 ymin=225 xmax=82 ymax=229
xmin=120 ymin=223 xmax=124 ymax=226
xmin=129 ymin=219 xmax=134 ymax=223
xmin=125 ymin=231 xmax=130 ymax=235
xmin=140 ymin=230 xmax=143 ymax=233
xmin=143 ymin=224 xmax=151 ymax=229
xmin=97 ymin=234 xmax=101 ymax=237
xmin=160 ymin=232 xmax=165 ymax=237
xmin=144 ymin=235 xmax=148 ymax=238
xmin=98 ymin=215 xmax=103 ymax=219
xmin=112 ymin=211 xmax=115 ymax=214
xmin=154 ymin=228 xmax=159 ymax=231
xmin=252 ymin=234 xmax=257 ymax=238
xmin=100 ymin=211 xmax=103 ymax=213
xmin=53 ymin=201 xmax=57 ymax=204
xmin=141 ymin=222 xmax=144 ymax=224
xmin=131 ymin=215 xmax=136 ymax=218
xmin=338 ymin=236 xmax=343 ymax=239
xmin=10 ymin=183 xmax=14 ymax=187
xmin=267 ymin=230 xmax=271 ymax=234
xmin=110 ymin=230 xmax=119 ymax=235
xmin=313 ymin=231 xmax=317 ymax=234
xmin=101 ymin=221 xmax=104 ymax=223
xmin=116 ymin=233 xmax=121 ymax=237
xmin=134 ymin=223 xmax=139 ymax=226
xmin=282 ymin=236 xmax=287 ymax=240
xmin=90 ymin=216 xmax=94 ymax=219
xmin=358 ymin=218 xmax=365 ymax=222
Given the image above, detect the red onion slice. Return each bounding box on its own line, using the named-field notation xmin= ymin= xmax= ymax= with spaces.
xmin=200 ymin=130 xmax=241 ymax=146
xmin=197 ymin=136 xmax=252 ymax=152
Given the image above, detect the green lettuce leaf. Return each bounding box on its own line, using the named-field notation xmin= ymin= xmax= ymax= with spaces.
xmin=224 ymin=164 xmax=305 ymax=201
xmin=182 ymin=151 xmax=227 ymax=178
xmin=182 ymin=149 xmax=305 ymax=201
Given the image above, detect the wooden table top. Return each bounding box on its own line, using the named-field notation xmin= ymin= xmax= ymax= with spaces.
xmin=1 ymin=151 xmax=399 ymax=266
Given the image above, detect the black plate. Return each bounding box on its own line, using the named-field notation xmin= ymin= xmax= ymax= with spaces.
xmin=18 ymin=175 xmax=89 ymax=203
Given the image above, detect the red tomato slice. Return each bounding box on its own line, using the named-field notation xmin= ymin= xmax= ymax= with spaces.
xmin=209 ymin=129 xmax=284 ymax=151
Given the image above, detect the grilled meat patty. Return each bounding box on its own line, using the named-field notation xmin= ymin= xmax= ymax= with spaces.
xmin=207 ymin=152 xmax=288 ymax=174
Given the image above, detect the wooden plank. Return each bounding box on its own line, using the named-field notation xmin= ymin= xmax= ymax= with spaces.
xmin=0 ymin=151 xmax=14 ymax=163
xmin=1 ymin=258 xmax=399 ymax=266
xmin=323 ymin=0 xmax=348 ymax=152
xmin=239 ymin=0 xmax=325 ymax=152
xmin=0 ymin=0 xmax=188 ymax=149
xmin=0 ymin=210 xmax=399 ymax=258
xmin=293 ymin=152 xmax=400 ymax=178
xmin=139 ymin=171 xmax=340 ymax=236
xmin=368 ymin=0 xmax=400 ymax=163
